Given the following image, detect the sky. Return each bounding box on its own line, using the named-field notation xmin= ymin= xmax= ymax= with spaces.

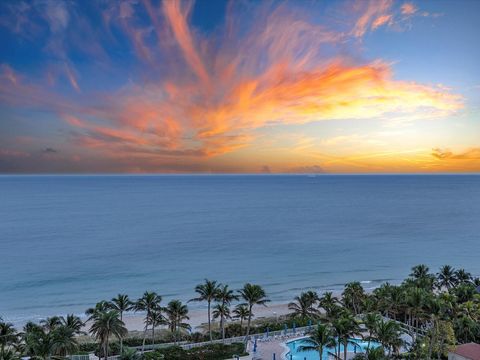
xmin=0 ymin=0 xmax=479 ymax=174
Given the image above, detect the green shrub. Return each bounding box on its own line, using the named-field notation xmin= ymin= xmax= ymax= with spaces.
xmin=143 ymin=343 xmax=247 ymax=360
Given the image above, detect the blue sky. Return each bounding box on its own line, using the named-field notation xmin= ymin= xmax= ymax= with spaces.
xmin=0 ymin=0 xmax=479 ymax=173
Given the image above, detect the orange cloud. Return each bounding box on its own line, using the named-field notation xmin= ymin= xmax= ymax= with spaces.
xmin=351 ymin=0 xmax=393 ymax=37
xmin=401 ymin=3 xmax=418 ymax=16
xmin=372 ymin=15 xmax=393 ymax=30
xmin=0 ymin=1 xmax=465 ymax=173
xmin=432 ymin=148 xmax=480 ymax=160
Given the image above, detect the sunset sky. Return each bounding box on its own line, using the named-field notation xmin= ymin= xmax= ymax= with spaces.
xmin=0 ymin=0 xmax=479 ymax=173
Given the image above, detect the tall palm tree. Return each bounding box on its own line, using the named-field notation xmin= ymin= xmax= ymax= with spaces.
xmin=318 ymin=292 xmax=339 ymax=320
xmin=437 ymin=265 xmax=456 ymax=290
xmin=146 ymin=309 xmax=164 ymax=347
xmin=215 ymin=285 xmax=238 ymax=340
xmin=238 ymin=283 xmax=269 ymax=339
xmin=189 ymin=279 xmax=220 ymax=342
xmin=233 ymin=304 xmax=250 ymax=331
xmin=110 ymin=294 xmax=133 ymax=322
xmin=363 ymin=312 xmax=382 ymax=354
xmin=333 ymin=312 xmax=360 ymax=360
xmin=40 ymin=317 xmax=62 ymax=332
xmin=426 ymin=298 xmax=445 ymax=360
xmin=134 ymin=291 xmax=162 ymax=352
xmin=61 ymin=314 xmax=85 ymax=335
xmin=213 ymin=304 xmax=231 ymax=340
xmin=297 ymin=324 xmax=334 ymax=360
xmin=164 ymin=300 xmax=190 ymax=343
xmin=89 ymin=310 xmax=127 ymax=360
xmin=86 ymin=301 xmax=110 ymax=321
xmin=455 ymin=269 xmax=472 ymax=284
xmin=109 ymin=294 xmax=132 ymax=354
xmin=288 ymin=291 xmax=320 ymax=320
xmin=0 ymin=319 xmax=18 ymax=357
xmin=410 ymin=264 xmax=430 ymax=279
xmin=342 ymin=282 xmax=366 ymax=315
xmin=374 ymin=319 xmax=403 ymax=356
xmin=406 ymin=287 xmax=426 ymax=333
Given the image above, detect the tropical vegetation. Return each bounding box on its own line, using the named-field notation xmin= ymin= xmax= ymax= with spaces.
xmin=1 ymin=265 xmax=479 ymax=360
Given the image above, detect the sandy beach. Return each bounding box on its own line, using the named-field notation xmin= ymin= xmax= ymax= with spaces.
xmin=81 ymin=302 xmax=292 ymax=335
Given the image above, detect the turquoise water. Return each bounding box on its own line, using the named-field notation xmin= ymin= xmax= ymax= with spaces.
xmin=286 ymin=338 xmax=381 ymax=360
xmin=1 ymin=175 xmax=479 ymax=323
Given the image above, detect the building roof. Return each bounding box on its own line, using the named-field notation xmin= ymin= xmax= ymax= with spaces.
xmin=452 ymin=343 xmax=480 ymax=360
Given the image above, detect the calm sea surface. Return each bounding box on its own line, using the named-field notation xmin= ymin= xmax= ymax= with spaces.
xmin=0 ymin=175 xmax=479 ymax=323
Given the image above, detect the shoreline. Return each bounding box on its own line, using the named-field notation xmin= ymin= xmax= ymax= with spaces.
xmin=91 ymin=302 xmax=293 ymax=333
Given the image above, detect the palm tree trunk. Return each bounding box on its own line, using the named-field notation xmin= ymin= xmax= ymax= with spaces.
xmin=246 ymin=305 xmax=253 ymax=339
xmin=104 ymin=337 xmax=109 ymax=360
xmin=343 ymin=340 xmax=347 ymax=360
xmin=120 ymin=312 xmax=124 ymax=356
xmin=208 ymin=301 xmax=212 ymax=342
xmin=221 ymin=316 xmax=225 ymax=340
xmin=142 ymin=324 xmax=148 ymax=353
xmin=319 ymin=345 xmax=323 ymax=360
xmin=152 ymin=324 xmax=155 ymax=347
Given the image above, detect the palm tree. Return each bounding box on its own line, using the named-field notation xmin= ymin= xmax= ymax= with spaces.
xmin=189 ymin=279 xmax=220 ymax=342
xmin=233 ymin=304 xmax=250 ymax=331
xmin=363 ymin=312 xmax=381 ymax=354
xmin=410 ymin=264 xmax=430 ymax=279
xmin=86 ymin=301 xmax=110 ymax=321
xmin=0 ymin=348 xmax=20 ymax=360
xmin=213 ymin=304 xmax=231 ymax=340
xmin=454 ymin=316 xmax=480 ymax=343
xmin=146 ymin=309 xmax=164 ymax=347
xmin=406 ymin=287 xmax=426 ymax=334
xmin=0 ymin=319 xmax=18 ymax=354
xmin=40 ymin=317 xmax=62 ymax=332
xmin=61 ymin=314 xmax=85 ymax=335
xmin=426 ymin=298 xmax=445 ymax=360
xmin=23 ymin=326 xmax=56 ymax=360
xmin=110 ymin=294 xmax=132 ymax=322
xmin=89 ymin=310 xmax=127 ymax=360
xmin=333 ymin=312 xmax=360 ymax=360
xmin=288 ymin=291 xmax=320 ymax=320
xmin=375 ymin=319 xmax=403 ymax=356
xmin=437 ymin=265 xmax=456 ymax=290
xmin=343 ymin=282 xmax=366 ymax=315
xmin=215 ymin=285 xmax=239 ymax=340
xmin=134 ymin=291 xmax=162 ymax=352
xmin=318 ymin=292 xmax=339 ymax=320
xmin=164 ymin=300 xmax=190 ymax=343
xmin=238 ymin=283 xmax=270 ymax=339
xmin=51 ymin=325 xmax=78 ymax=357
xmin=110 ymin=294 xmax=132 ymax=354
xmin=455 ymin=269 xmax=472 ymax=284
xmin=297 ymin=324 xmax=334 ymax=360
xmin=23 ymin=322 xmax=78 ymax=360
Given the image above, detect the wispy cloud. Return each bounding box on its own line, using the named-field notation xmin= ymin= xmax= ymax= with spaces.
xmin=432 ymin=148 xmax=480 ymax=160
xmin=0 ymin=0 xmax=467 ymax=172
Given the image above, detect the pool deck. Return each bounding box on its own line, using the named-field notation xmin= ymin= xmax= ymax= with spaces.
xmin=245 ymin=335 xmax=305 ymax=360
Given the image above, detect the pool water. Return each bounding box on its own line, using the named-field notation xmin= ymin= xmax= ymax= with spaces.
xmin=286 ymin=338 xmax=381 ymax=360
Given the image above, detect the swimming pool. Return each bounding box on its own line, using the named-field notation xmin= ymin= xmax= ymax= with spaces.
xmin=285 ymin=337 xmax=381 ymax=360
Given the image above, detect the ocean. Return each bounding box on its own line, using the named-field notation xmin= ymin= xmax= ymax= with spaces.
xmin=0 ymin=174 xmax=479 ymax=324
